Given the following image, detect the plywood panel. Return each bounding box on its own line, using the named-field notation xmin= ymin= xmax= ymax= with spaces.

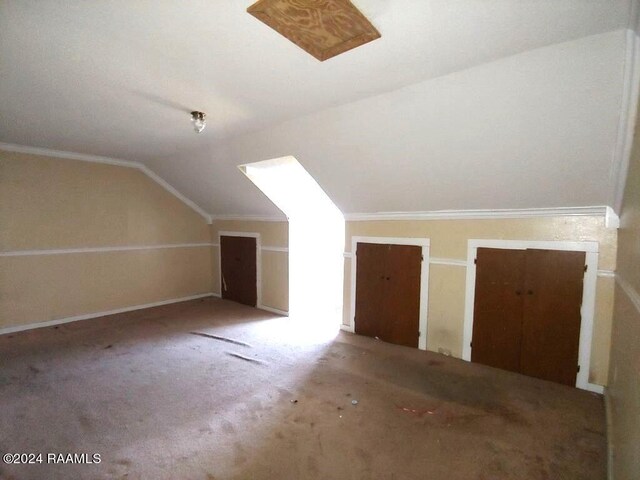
xmin=247 ymin=0 xmax=380 ymax=61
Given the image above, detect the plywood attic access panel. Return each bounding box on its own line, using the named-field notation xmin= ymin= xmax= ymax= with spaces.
xmin=247 ymin=0 xmax=381 ymax=61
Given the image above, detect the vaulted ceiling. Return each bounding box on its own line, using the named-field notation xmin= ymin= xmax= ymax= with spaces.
xmin=0 ymin=1 xmax=636 ymax=218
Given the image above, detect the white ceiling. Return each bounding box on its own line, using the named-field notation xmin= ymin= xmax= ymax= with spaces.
xmin=0 ymin=1 xmax=634 ymax=217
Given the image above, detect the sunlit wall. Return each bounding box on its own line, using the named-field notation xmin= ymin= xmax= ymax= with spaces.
xmin=240 ymin=157 xmax=344 ymax=331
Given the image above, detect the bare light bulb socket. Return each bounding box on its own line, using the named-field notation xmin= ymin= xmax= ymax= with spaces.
xmin=191 ymin=111 xmax=206 ymax=133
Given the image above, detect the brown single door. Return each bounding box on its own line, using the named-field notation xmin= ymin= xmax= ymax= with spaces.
xmin=382 ymin=244 xmax=422 ymax=347
xmin=355 ymin=242 xmax=421 ymax=348
xmin=520 ymin=249 xmax=585 ymax=386
xmin=220 ymin=236 xmax=257 ymax=307
xmin=471 ymin=248 xmax=526 ymax=374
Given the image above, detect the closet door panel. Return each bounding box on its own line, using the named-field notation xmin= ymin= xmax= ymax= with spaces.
xmin=354 ymin=242 xmax=388 ymax=340
xmin=520 ymin=249 xmax=585 ymax=386
xmin=382 ymin=244 xmax=421 ymax=348
xmin=471 ymin=248 xmax=526 ymax=374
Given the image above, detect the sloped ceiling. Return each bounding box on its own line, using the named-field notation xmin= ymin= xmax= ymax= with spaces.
xmin=0 ymin=1 xmax=635 ymax=217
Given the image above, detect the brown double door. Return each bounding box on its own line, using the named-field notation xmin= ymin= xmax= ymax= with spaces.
xmin=355 ymin=242 xmax=422 ymax=348
xmin=220 ymin=235 xmax=257 ymax=307
xmin=472 ymin=247 xmax=585 ymax=386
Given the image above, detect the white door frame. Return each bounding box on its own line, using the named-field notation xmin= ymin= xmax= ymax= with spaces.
xmin=349 ymin=236 xmax=430 ymax=350
xmin=218 ymin=231 xmax=262 ymax=308
xmin=462 ymin=239 xmax=601 ymax=392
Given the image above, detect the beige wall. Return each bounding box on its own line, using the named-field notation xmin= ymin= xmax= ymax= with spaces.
xmin=0 ymin=152 xmax=210 ymax=249
xmin=210 ymin=220 xmax=289 ymax=313
xmin=607 ymin=100 xmax=640 ymax=478
xmin=0 ymin=151 xmax=212 ymax=329
xmin=343 ymin=216 xmax=617 ymax=386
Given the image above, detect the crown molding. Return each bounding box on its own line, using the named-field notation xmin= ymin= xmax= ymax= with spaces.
xmin=344 ymin=206 xmax=612 ymax=222
xmin=209 ymin=214 xmax=288 ymax=222
xmin=605 ymin=206 xmax=620 ymax=229
xmin=0 ymin=142 xmax=136 ymax=168
xmin=0 ymin=142 xmax=212 ymax=223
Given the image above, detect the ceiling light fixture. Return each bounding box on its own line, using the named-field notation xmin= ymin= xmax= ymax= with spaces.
xmin=191 ymin=111 xmax=206 ymax=133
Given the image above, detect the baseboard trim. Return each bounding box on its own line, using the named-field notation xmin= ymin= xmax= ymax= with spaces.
xmin=257 ymin=304 xmax=289 ymax=316
xmin=340 ymin=324 xmax=355 ymax=333
xmin=210 ymin=293 xmax=287 ymax=315
xmin=210 ymin=292 xmax=289 ymax=317
xmin=0 ymin=293 xmax=214 ymax=336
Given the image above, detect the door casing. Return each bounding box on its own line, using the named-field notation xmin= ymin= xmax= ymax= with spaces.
xmin=463 ymin=239 xmax=600 ymax=392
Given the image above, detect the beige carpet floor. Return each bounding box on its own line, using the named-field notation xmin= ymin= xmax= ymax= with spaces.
xmin=0 ymin=297 xmax=606 ymax=479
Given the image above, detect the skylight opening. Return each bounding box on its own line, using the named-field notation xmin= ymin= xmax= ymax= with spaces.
xmin=239 ymin=156 xmax=345 ymax=338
